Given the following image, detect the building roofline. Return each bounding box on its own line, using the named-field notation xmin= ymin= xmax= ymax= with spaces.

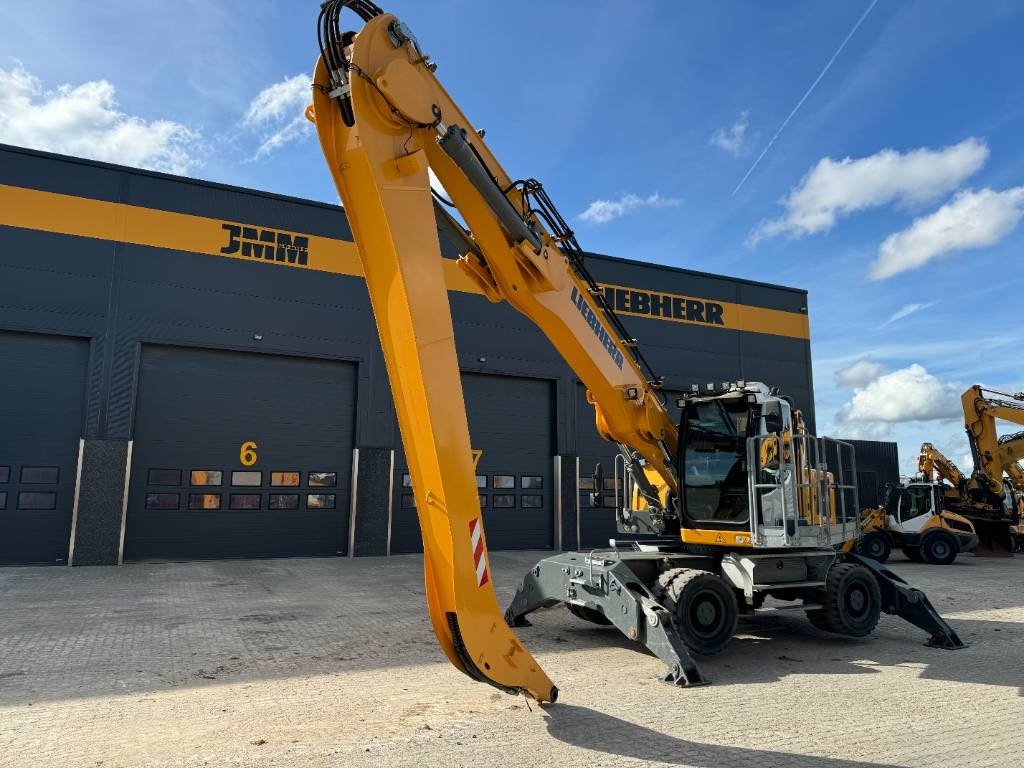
xmin=1 ymin=142 xmax=807 ymax=296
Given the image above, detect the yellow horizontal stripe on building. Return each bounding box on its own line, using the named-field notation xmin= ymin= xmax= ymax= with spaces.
xmin=0 ymin=183 xmax=807 ymax=339
xmin=598 ymin=281 xmax=810 ymax=340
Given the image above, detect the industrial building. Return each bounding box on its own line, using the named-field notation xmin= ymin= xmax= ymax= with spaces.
xmin=0 ymin=143 xmax=821 ymax=566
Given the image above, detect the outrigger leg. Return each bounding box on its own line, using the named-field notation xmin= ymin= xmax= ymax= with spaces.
xmin=504 ymin=553 xmax=709 ymax=686
xmin=845 ymin=553 xmax=967 ymax=649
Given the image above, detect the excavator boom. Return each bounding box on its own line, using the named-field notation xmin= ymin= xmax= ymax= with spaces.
xmin=309 ymin=1 xmax=679 ymax=701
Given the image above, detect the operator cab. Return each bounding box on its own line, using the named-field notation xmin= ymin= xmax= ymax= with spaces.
xmin=882 ymin=482 xmax=939 ymax=533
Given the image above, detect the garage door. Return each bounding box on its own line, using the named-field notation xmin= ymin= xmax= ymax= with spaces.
xmin=0 ymin=331 xmax=88 ymax=565
xmin=576 ymin=384 xmax=684 ymax=548
xmin=391 ymin=372 xmax=555 ymax=554
xmin=124 ymin=345 xmax=357 ymax=560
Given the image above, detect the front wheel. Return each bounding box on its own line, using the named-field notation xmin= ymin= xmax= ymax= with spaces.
xmin=921 ymin=531 xmax=958 ymax=565
xmin=810 ymin=563 xmax=881 ymax=637
xmin=660 ymin=568 xmax=739 ymax=655
xmin=857 ymin=531 xmax=892 ymax=563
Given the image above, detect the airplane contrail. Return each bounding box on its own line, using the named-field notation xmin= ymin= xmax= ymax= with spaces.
xmin=732 ymin=0 xmax=879 ymax=195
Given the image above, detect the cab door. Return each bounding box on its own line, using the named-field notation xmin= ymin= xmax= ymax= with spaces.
xmin=893 ymin=484 xmax=936 ymax=533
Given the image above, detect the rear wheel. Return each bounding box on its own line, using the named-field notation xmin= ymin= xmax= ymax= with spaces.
xmin=566 ymin=603 xmax=611 ymax=625
xmin=857 ymin=531 xmax=892 ymax=563
xmin=659 ymin=568 xmax=738 ymax=655
xmin=901 ymin=546 xmax=924 ymax=562
xmin=921 ymin=531 xmax=958 ymax=565
xmin=808 ymin=563 xmax=881 ymax=637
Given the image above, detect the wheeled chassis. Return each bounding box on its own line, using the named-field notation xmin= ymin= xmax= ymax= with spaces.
xmin=505 ymin=544 xmax=965 ymax=686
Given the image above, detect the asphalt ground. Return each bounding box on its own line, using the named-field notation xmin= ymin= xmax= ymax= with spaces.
xmin=1 ymin=550 xmax=1021 ymax=767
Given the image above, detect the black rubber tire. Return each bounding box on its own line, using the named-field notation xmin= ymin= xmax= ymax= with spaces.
xmin=921 ymin=531 xmax=958 ymax=565
xmin=659 ymin=568 xmax=738 ymax=655
xmin=857 ymin=531 xmax=892 ymax=563
xmin=566 ymin=603 xmax=611 ymax=625
xmin=901 ymin=546 xmax=924 ymax=562
xmin=805 ymin=609 xmax=831 ymax=632
xmin=817 ymin=563 xmax=881 ymax=637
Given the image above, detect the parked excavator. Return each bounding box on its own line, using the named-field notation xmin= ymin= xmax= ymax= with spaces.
xmin=959 ymin=385 xmax=1024 ymax=554
xmin=307 ymin=1 xmax=964 ymax=701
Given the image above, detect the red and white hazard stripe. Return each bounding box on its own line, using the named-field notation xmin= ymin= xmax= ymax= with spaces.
xmin=468 ymin=517 xmax=489 ymax=587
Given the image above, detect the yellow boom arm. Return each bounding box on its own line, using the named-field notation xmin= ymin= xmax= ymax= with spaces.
xmin=961 ymin=385 xmax=1024 ymax=502
xmin=308 ymin=2 xmax=679 ymax=701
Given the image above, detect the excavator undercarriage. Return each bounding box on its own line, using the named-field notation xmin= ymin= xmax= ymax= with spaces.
xmin=506 ymin=546 xmax=964 ymax=685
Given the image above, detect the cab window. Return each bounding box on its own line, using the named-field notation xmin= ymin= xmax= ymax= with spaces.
xmin=681 ymin=398 xmax=751 ymax=524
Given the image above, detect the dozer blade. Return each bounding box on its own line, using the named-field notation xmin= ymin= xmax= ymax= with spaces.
xmin=506 ymin=553 xmax=709 ymax=687
xmin=844 ymin=553 xmax=966 ymax=649
xmin=310 ymin=45 xmax=555 ymax=702
xmin=966 ymin=517 xmax=1015 ymax=557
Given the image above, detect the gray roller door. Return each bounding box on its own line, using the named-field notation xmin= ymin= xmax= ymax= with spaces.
xmin=0 ymin=331 xmax=88 ymax=565
xmin=392 ymin=372 xmax=555 ymax=554
xmin=124 ymin=345 xmax=356 ymax=560
xmin=576 ymin=384 xmax=684 ymax=548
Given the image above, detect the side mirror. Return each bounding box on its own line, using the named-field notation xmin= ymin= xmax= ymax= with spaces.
xmin=763 ymin=400 xmax=784 ymax=434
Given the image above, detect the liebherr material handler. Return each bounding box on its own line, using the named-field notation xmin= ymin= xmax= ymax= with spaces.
xmin=308 ymin=0 xmax=963 ymax=701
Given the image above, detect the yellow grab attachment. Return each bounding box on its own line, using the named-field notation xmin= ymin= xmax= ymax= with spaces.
xmin=309 ymin=23 xmax=556 ymax=702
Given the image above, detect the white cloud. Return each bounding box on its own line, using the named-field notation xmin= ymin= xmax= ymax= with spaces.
xmin=578 ymin=193 xmax=681 ymax=224
xmin=242 ymin=73 xmax=312 ymax=158
xmin=749 ymin=138 xmax=988 ymax=244
xmin=709 ymin=111 xmax=749 ymax=156
xmin=837 ymin=363 xmax=960 ymax=424
xmin=834 ymin=358 xmax=886 ymax=389
xmin=879 ymin=301 xmax=936 ymax=327
xmin=869 ymin=186 xmax=1024 ymax=280
xmin=0 ymin=64 xmax=200 ymax=174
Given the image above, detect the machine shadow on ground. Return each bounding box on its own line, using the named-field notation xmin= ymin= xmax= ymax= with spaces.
xmin=542 ymin=704 xmax=910 ymax=768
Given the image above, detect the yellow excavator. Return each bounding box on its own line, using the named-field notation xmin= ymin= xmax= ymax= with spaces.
xmin=961 ymin=385 xmax=1024 ymax=554
xmin=1003 ymin=462 xmax=1024 ymax=551
xmin=307 ymin=1 xmax=963 ymax=701
xmin=857 ymin=443 xmax=978 ymax=565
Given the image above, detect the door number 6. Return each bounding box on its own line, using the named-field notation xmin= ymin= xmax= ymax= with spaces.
xmin=239 ymin=441 xmax=259 ymax=467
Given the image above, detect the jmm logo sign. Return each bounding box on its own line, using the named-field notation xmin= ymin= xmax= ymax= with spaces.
xmin=601 ymin=286 xmax=724 ymax=326
xmin=221 ymin=224 xmax=309 ymax=265
xmin=571 ymin=286 xmax=625 ymax=370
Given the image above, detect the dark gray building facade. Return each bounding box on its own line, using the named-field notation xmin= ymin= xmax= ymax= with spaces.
xmin=0 ymin=144 xmax=815 ymax=565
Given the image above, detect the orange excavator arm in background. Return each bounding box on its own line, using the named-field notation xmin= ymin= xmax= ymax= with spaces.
xmin=307 ymin=1 xmax=681 ymax=702
xmin=918 ymin=442 xmax=967 ymax=488
xmin=961 ymin=385 xmax=1024 ymax=504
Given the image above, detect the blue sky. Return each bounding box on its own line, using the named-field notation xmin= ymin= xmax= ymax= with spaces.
xmin=2 ymin=0 xmax=1023 ymax=474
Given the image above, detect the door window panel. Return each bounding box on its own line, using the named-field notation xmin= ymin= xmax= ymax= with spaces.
xmin=271 ymin=472 xmax=300 ymax=487
xmin=18 ymin=491 xmax=57 ymax=510
xmin=521 ymin=476 xmax=543 ymax=489
xmin=306 ymin=493 xmax=336 ymax=509
xmin=190 ymin=470 xmax=222 ymax=486
xmin=188 ymin=493 xmax=221 ymax=510
xmin=269 ymin=493 xmax=299 ymax=510
xmin=21 ymin=466 xmax=59 ymax=484
xmin=147 ymin=469 xmax=181 ymax=486
xmin=492 ymin=475 xmax=515 ymax=489
xmin=522 ymin=494 xmax=543 ymax=508
xmin=0 ymin=491 xmax=6 ymax=509
xmin=229 ymin=494 xmax=261 ymax=510
xmin=493 ymin=494 xmax=515 ymax=508
xmin=0 ymin=466 xmax=9 ymax=483
xmin=145 ymin=493 xmax=179 ymax=510
xmin=309 ymin=472 xmax=337 ymax=487
xmin=231 ymin=471 xmax=262 ymax=487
